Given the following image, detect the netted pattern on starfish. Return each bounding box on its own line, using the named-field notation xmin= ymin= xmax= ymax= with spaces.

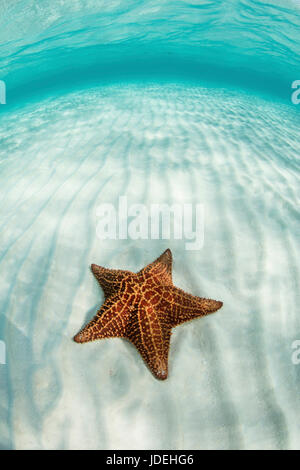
xmin=138 ymin=248 xmax=173 ymax=286
xmin=74 ymin=249 xmax=223 ymax=380
xmin=91 ymin=264 xmax=131 ymax=298
xmin=156 ymin=285 xmax=223 ymax=327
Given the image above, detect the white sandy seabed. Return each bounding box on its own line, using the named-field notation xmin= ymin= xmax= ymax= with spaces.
xmin=0 ymin=83 xmax=299 ymax=449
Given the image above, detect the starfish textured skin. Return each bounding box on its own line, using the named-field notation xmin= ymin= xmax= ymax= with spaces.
xmin=74 ymin=249 xmax=223 ymax=380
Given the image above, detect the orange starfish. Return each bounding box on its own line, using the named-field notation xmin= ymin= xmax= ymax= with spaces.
xmin=74 ymin=249 xmax=223 ymax=380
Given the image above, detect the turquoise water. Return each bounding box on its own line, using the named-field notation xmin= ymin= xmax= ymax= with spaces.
xmin=0 ymin=0 xmax=300 ymax=450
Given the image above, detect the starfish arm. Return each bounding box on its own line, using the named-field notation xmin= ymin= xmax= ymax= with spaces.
xmin=125 ymin=303 xmax=171 ymax=380
xmin=73 ymin=295 xmax=133 ymax=343
xmin=158 ymin=286 xmax=223 ymax=327
xmin=138 ymin=248 xmax=173 ymax=286
xmin=91 ymin=264 xmax=132 ymax=298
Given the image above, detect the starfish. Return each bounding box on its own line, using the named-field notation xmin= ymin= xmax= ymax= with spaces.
xmin=74 ymin=249 xmax=223 ymax=380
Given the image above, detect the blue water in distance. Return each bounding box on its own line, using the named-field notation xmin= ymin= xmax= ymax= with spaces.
xmin=0 ymin=0 xmax=300 ymax=450
xmin=1 ymin=0 xmax=300 ymax=107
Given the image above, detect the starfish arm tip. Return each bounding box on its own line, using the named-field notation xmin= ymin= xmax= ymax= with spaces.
xmin=155 ymin=370 xmax=168 ymax=380
xmin=151 ymin=356 xmax=169 ymax=380
xmin=198 ymin=297 xmax=223 ymax=313
xmin=162 ymin=248 xmax=172 ymax=261
xmin=201 ymin=298 xmax=223 ymax=314
xmin=73 ymin=332 xmax=83 ymax=343
xmin=73 ymin=328 xmax=96 ymax=343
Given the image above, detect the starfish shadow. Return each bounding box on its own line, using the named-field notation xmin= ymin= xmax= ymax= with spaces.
xmin=81 ymin=303 xmax=102 ymax=331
